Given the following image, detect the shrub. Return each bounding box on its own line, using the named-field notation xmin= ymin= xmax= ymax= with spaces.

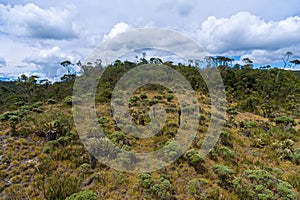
xmin=98 ymin=117 xmax=109 ymax=124
xmin=275 ymin=116 xmax=296 ymax=126
xmin=129 ymin=96 xmax=140 ymax=103
xmin=163 ymin=141 xmax=182 ymax=162
xmin=138 ymin=173 xmax=155 ymax=189
xmin=217 ymin=146 xmax=235 ymax=160
xmin=219 ymin=131 xmax=233 ymax=147
xmin=188 ymin=178 xmax=209 ymax=198
xmin=43 ymin=146 xmax=52 ymax=154
xmin=140 ymin=93 xmax=148 ymax=99
xmin=233 ymin=169 xmax=295 ymax=200
xmin=150 ymin=178 xmax=172 ymax=199
xmin=108 ymin=131 xmax=125 ymax=144
xmin=184 ymin=149 xmax=205 ymax=172
xmin=66 ymin=190 xmax=98 ymax=200
xmin=80 ymin=163 xmax=91 ymax=174
xmin=36 ymin=173 xmax=81 ymax=200
xmin=47 ymin=99 xmax=57 ymax=104
xmin=19 ymin=105 xmax=33 ymax=111
xmin=64 ymin=96 xmax=73 ymax=105
xmin=245 ymin=121 xmax=256 ymax=128
xmin=292 ymin=148 xmax=300 ymax=165
xmin=165 ymin=94 xmax=174 ymax=102
xmin=212 ymin=165 xmax=234 ymax=189
xmin=0 ymin=111 xmax=21 ymax=121
xmin=226 ymin=107 xmax=238 ymax=115
xmin=32 ymin=107 xmax=44 ymax=113
xmin=149 ymin=98 xmax=158 ymax=106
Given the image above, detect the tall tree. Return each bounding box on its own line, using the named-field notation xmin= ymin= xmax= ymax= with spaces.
xmin=61 ymin=60 xmax=73 ymax=75
xmin=282 ymin=51 xmax=293 ymax=68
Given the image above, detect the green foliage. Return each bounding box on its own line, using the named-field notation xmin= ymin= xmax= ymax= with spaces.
xmin=129 ymin=95 xmax=140 ymax=103
xmin=66 ymin=190 xmax=98 ymax=200
xmin=165 ymin=94 xmax=174 ymax=102
xmin=227 ymin=107 xmax=238 ymax=115
xmin=163 ymin=141 xmax=182 ymax=162
xmin=216 ymin=146 xmax=235 ymax=160
xmin=233 ymin=170 xmax=295 ymax=200
xmin=138 ymin=173 xmax=155 ymax=189
xmin=36 ymin=172 xmax=81 ymax=200
xmin=245 ymin=121 xmax=256 ymax=128
xmin=64 ymin=96 xmax=73 ymax=105
xmin=108 ymin=131 xmax=125 ymax=144
xmin=184 ymin=149 xmax=205 ymax=172
xmin=219 ymin=131 xmax=233 ymax=147
xmin=137 ymin=173 xmax=173 ymax=199
xmin=140 ymin=93 xmax=148 ymax=99
xmin=292 ymin=148 xmax=300 ymax=165
xmin=80 ymin=163 xmax=91 ymax=174
xmin=150 ymin=178 xmax=172 ymax=199
xmin=212 ymin=165 xmax=234 ymax=189
xmin=275 ymin=116 xmax=296 ymax=126
xmin=188 ymin=178 xmax=209 ymax=199
xmin=98 ymin=117 xmax=109 ymax=124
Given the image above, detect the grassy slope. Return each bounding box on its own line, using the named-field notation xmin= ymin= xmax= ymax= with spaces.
xmin=0 ymin=66 xmax=300 ymax=199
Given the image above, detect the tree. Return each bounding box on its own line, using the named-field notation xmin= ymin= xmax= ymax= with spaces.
xmin=282 ymin=52 xmax=293 ymax=68
xmin=242 ymin=57 xmax=253 ymax=68
xmin=290 ymin=59 xmax=300 ymax=69
xmin=61 ymin=60 xmax=73 ymax=75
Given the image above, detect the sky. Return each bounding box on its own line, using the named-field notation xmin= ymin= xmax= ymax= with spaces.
xmin=0 ymin=0 xmax=300 ymax=81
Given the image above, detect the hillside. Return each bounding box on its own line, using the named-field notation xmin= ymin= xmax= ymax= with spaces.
xmin=0 ymin=62 xmax=300 ymax=200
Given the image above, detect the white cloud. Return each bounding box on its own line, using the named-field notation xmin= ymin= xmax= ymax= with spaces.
xmin=103 ymin=22 xmax=131 ymax=41
xmin=24 ymin=46 xmax=81 ymax=79
xmin=0 ymin=3 xmax=79 ymax=39
xmin=197 ymin=12 xmax=300 ymax=53
xmin=0 ymin=57 xmax=6 ymax=67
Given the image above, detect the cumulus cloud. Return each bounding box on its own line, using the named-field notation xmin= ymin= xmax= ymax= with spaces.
xmin=197 ymin=12 xmax=300 ymax=53
xmin=103 ymin=22 xmax=131 ymax=41
xmin=24 ymin=46 xmax=81 ymax=80
xmin=0 ymin=3 xmax=79 ymax=39
xmin=0 ymin=57 xmax=6 ymax=67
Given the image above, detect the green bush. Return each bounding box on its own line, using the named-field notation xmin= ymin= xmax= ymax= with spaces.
xmin=217 ymin=146 xmax=235 ymax=160
xmin=129 ymin=96 xmax=140 ymax=103
xmin=233 ymin=169 xmax=295 ymax=200
xmin=140 ymin=93 xmax=148 ymax=99
xmin=184 ymin=149 xmax=205 ymax=172
xmin=275 ymin=116 xmax=296 ymax=126
xmin=66 ymin=190 xmax=98 ymax=200
xmin=219 ymin=131 xmax=233 ymax=147
xmin=245 ymin=121 xmax=256 ymax=128
xmin=212 ymin=165 xmax=234 ymax=189
xmin=98 ymin=117 xmax=109 ymax=124
xmin=150 ymin=178 xmax=172 ymax=199
xmin=226 ymin=107 xmax=238 ymax=115
xmin=138 ymin=173 xmax=155 ymax=189
xmin=188 ymin=178 xmax=209 ymax=199
xmin=0 ymin=111 xmax=21 ymax=121
xmin=292 ymin=148 xmax=300 ymax=165
xmin=165 ymin=94 xmax=174 ymax=102
xmin=64 ymin=96 xmax=73 ymax=105
xmin=108 ymin=131 xmax=125 ymax=144
xmin=163 ymin=141 xmax=182 ymax=162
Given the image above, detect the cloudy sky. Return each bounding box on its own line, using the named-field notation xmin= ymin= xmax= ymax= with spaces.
xmin=0 ymin=0 xmax=300 ymax=80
